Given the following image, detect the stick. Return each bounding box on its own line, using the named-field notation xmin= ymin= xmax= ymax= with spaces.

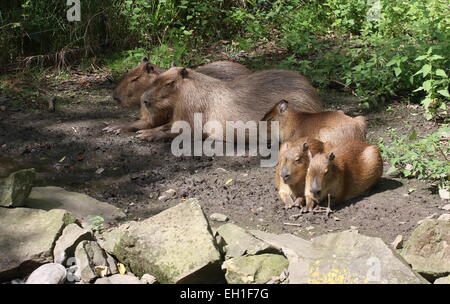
xmin=283 ymin=222 xmax=302 ymax=227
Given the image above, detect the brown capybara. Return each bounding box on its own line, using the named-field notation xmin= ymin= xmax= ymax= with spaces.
xmin=275 ymin=137 xmax=330 ymax=209
xmin=104 ymin=58 xmax=251 ymax=133
xmin=138 ymin=67 xmax=322 ymax=140
xmin=304 ymin=139 xmax=383 ymax=212
xmin=263 ymin=100 xmax=367 ymax=145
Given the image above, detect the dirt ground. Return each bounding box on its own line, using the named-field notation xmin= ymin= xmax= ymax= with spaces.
xmin=0 ymin=72 xmax=447 ymax=244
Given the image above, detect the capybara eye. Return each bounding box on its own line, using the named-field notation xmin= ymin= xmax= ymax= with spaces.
xmin=166 ymin=81 xmax=174 ymax=87
xmin=131 ymin=76 xmax=140 ymax=82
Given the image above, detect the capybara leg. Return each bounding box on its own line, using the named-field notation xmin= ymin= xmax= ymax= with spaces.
xmin=302 ymin=196 xmax=316 ymax=213
xmin=103 ymin=120 xmax=151 ymax=133
xmin=135 ymin=122 xmax=176 ymax=141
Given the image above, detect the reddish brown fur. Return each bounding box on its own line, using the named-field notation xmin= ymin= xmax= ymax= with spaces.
xmin=304 ymin=139 xmax=383 ymax=211
xmin=140 ymin=67 xmax=322 ymax=141
xmin=106 ymin=60 xmax=251 ymax=133
xmin=263 ymin=100 xmax=367 ymax=145
xmin=275 ymin=137 xmax=329 ymax=208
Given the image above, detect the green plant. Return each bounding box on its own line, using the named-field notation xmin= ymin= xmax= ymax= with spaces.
xmin=378 ymin=126 xmax=450 ymax=189
xmin=412 ymin=47 xmax=449 ymax=120
xmin=88 ymin=216 xmax=105 ymax=233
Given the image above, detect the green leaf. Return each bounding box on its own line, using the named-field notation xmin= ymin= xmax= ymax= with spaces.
xmin=422 ymin=80 xmax=432 ymax=91
xmin=435 ymin=69 xmax=448 ymax=78
xmin=409 ymin=129 xmax=417 ymax=140
xmin=437 ymin=89 xmax=449 ymax=97
xmin=414 ymin=55 xmax=427 ymax=61
xmin=394 ymin=67 xmax=401 ymax=76
xmin=422 ymin=64 xmax=432 ymax=77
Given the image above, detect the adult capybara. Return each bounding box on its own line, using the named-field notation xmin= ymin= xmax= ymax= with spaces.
xmin=304 ymin=139 xmax=383 ymax=212
xmin=263 ymin=100 xmax=367 ymax=145
xmin=104 ymin=58 xmax=251 ymax=133
xmin=275 ymin=137 xmax=330 ymax=209
xmin=138 ymin=67 xmax=322 ymax=141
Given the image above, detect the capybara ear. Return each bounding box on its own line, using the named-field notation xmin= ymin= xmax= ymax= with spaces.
xmin=328 ymin=152 xmax=335 ymax=161
xmin=302 ymin=142 xmax=309 ymax=151
xmin=278 ymin=100 xmax=288 ymax=112
xmin=141 ymin=56 xmax=149 ymax=63
xmin=308 ymin=150 xmax=313 ymax=159
xmin=180 ymin=68 xmax=189 ymax=78
xmin=171 ymin=61 xmax=176 ymax=67
xmin=144 ymin=62 xmax=154 ymax=73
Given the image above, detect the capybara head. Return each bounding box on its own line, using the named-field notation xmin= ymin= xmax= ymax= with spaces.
xmin=262 ymin=99 xmax=289 ymax=121
xmin=141 ymin=67 xmax=189 ymax=110
xmin=112 ymin=57 xmax=165 ymax=108
xmin=278 ymin=137 xmax=324 ymax=187
xmin=305 ymin=151 xmax=337 ymax=202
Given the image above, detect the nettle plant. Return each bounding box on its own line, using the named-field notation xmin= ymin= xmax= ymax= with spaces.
xmin=378 ymin=126 xmax=450 ymax=190
xmin=412 ymin=47 xmax=449 ymax=120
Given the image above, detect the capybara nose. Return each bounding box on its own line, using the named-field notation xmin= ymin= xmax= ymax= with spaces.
xmin=311 ymin=189 xmax=321 ymax=197
xmin=281 ymin=168 xmax=290 ymax=182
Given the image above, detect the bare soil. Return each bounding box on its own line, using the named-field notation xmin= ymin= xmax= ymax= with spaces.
xmin=0 ymin=72 xmax=447 ymax=244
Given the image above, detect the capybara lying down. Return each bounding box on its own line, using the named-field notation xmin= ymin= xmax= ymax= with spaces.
xmin=104 ymin=58 xmax=251 ymax=133
xmin=138 ymin=67 xmax=322 ymax=141
xmin=263 ymin=100 xmax=367 ymax=145
xmin=275 ymin=137 xmax=330 ymax=209
xmin=304 ymin=139 xmax=383 ymax=212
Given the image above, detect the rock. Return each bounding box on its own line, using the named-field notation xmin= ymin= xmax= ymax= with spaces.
xmin=95 ymin=274 xmax=142 ymax=284
xmin=209 ymin=213 xmax=229 ymax=222
xmin=102 ymin=200 xmax=223 ymax=283
xmin=164 ymin=189 xmax=176 ymax=197
xmin=434 ymin=275 xmax=450 ymax=284
xmin=216 ymin=224 xmax=273 ymax=259
xmin=141 ymin=273 xmax=157 ymax=284
xmin=25 ymin=186 xmax=125 ymax=227
xmin=391 ymin=235 xmax=403 ymax=250
xmin=0 ymin=208 xmax=76 ymax=281
xmin=441 ymin=204 xmax=450 ymax=211
xmin=222 ymin=254 xmax=289 ymax=284
xmin=439 ymin=188 xmax=449 ymax=200
xmin=158 ymin=195 xmax=168 ymax=201
xmin=437 ymin=213 xmax=450 ymax=221
xmin=74 ymin=241 xmax=116 ymax=283
xmin=0 ymin=169 xmax=35 ymax=207
xmin=251 ymin=230 xmax=427 ymax=284
xmin=401 ymin=219 xmax=450 ymax=279
xmin=26 ymin=263 xmax=66 ymax=284
xmin=53 ymin=223 xmax=93 ymax=264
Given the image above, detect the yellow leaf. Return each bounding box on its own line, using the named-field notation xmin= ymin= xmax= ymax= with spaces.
xmin=117 ymin=263 xmax=126 ymax=275
xmin=225 ymin=178 xmax=234 ymax=185
xmin=58 ymin=156 xmax=66 ymax=163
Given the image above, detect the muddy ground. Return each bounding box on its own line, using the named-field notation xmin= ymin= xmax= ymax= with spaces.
xmin=0 ymin=72 xmax=447 ymax=244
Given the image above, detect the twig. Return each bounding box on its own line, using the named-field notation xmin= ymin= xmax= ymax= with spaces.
xmin=331 ymin=79 xmax=360 ymax=99
xmin=283 ymin=222 xmax=302 ymax=227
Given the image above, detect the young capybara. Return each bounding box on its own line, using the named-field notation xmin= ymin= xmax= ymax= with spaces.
xmin=104 ymin=58 xmax=251 ymax=133
xmin=263 ymin=100 xmax=367 ymax=145
xmin=303 ymin=139 xmax=383 ymax=212
xmin=138 ymin=67 xmax=322 ymax=141
xmin=275 ymin=137 xmax=330 ymax=209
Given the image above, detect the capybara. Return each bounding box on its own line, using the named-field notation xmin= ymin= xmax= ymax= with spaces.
xmin=104 ymin=58 xmax=251 ymax=133
xmin=275 ymin=137 xmax=330 ymax=209
xmin=304 ymin=139 xmax=383 ymax=212
xmin=263 ymin=100 xmax=367 ymax=145
xmin=138 ymin=67 xmax=322 ymax=141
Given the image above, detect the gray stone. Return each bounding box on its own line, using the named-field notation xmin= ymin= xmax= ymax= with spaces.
xmin=251 ymin=230 xmax=427 ymax=284
xmin=140 ymin=273 xmax=157 ymax=284
xmin=53 ymin=223 xmax=93 ymax=264
xmin=222 ymin=254 xmax=289 ymax=284
xmin=26 ymin=263 xmax=66 ymax=284
xmin=438 ymin=213 xmax=450 ymax=221
xmin=0 ymin=169 xmax=35 ymax=207
xmin=434 ymin=275 xmax=450 ymax=284
xmin=216 ymin=224 xmax=273 ymax=259
xmin=401 ymin=219 xmax=450 ymax=279
xmin=74 ymin=241 xmax=116 ymax=283
xmin=0 ymin=208 xmax=76 ymax=281
xmin=95 ymin=274 xmax=142 ymax=284
xmin=25 ymin=186 xmax=125 ymax=227
xmin=210 ymin=213 xmax=229 ymax=222
xmin=102 ymin=200 xmax=222 ymax=283
xmin=391 ymin=235 xmax=403 ymax=250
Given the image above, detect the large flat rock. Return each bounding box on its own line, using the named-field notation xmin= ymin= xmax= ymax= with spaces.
xmin=401 ymin=219 xmax=450 ymax=279
xmin=0 ymin=207 xmax=76 ymax=281
xmin=102 ymin=200 xmax=223 ymax=284
xmin=25 ymin=186 xmax=125 ymax=226
xmin=251 ymin=230 xmax=427 ymax=284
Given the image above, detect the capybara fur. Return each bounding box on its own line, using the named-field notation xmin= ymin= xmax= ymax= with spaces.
xmin=263 ymin=100 xmax=367 ymax=145
xmin=140 ymin=67 xmax=322 ymax=141
xmin=304 ymin=139 xmax=383 ymax=212
xmin=105 ymin=58 xmax=251 ymax=133
xmin=275 ymin=137 xmax=330 ymax=208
